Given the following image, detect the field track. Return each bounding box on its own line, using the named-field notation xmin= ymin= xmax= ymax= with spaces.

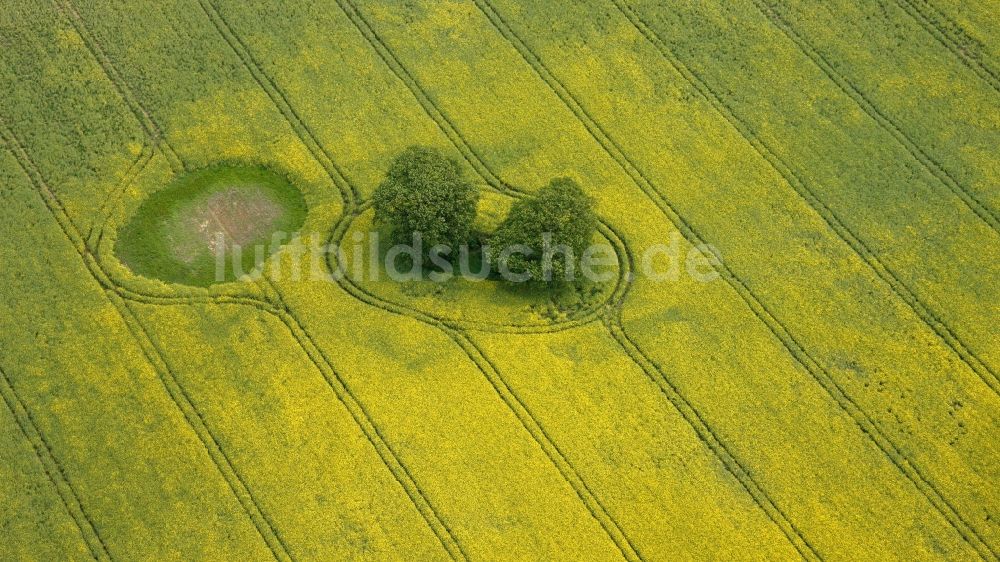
xmin=199 ymin=2 xmax=643 ymax=557
xmin=446 ymin=328 xmax=644 ymax=561
xmin=53 ymin=0 xmax=186 ymax=177
xmin=0 ymin=121 xmax=295 ymax=561
xmin=193 ymin=0 xmax=360 ymax=208
xmin=751 ymin=0 xmax=1000 ymax=236
xmin=0 ymin=364 xmax=112 ymax=561
xmin=50 ymin=4 xmax=479 ymax=557
xmin=89 ymin=143 xmax=156 ymax=245
xmin=90 ymin=0 xmax=804 ymax=556
xmin=1 ymin=0 xmax=996 ymax=558
xmin=333 ymin=0 xmax=825 ymax=557
xmin=457 ymin=3 xmax=999 ymax=559
xmin=475 ymin=1 xmax=1000 ymax=557
xmin=612 ymin=0 xmax=999 ymax=399
xmin=892 ymin=0 xmax=1000 ymax=95
xmin=45 ymin=1 xmax=646 ymax=558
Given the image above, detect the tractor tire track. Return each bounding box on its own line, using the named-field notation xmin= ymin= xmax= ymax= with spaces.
xmin=66 ymin=1 xmax=467 ymax=557
xmin=750 ymin=0 xmax=1000 ymax=234
xmin=199 ymin=0 xmax=624 ymax=333
xmin=333 ymin=0 xmax=818 ymax=558
xmin=318 ymin=0 xmax=628 ymax=334
xmin=0 ymin=364 xmax=113 ymax=561
xmin=99 ymin=196 xmax=470 ymax=562
xmin=74 ymin=250 xmax=613 ymax=562
xmin=611 ymin=0 xmax=999 ymax=399
xmin=198 ymin=1 xmax=644 ymax=557
xmin=53 ymin=0 xmax=186 ymax=176
xmin=88 ymin=142 xmax=155 ymax=246
xmin=31 ymin=3 xmax=472 ymax=556
xmin=97 ymin=212 xmax=473 ymax=560
xmin=196 ymin=0 xmax=359 ymax=207
xmin=441 ymin=318 xmax=644 ymax=561
xmin=0 ymin=123 xmax=294 ymax=562
xmin=58 ymin=0 xmax=539 ymax=553
xmin=473 ymin=0 xmax=996 ymax=558
xmin=603 ymin=299 xmax=822 ymax=561
xmin=253 ymin=282 xmax=472 ymax=562
xmin=91 ymin=230 xmax=472 ymax=560
xmin=322 ymin=200 xmax=628 ymax=334
xmin=893 ymin=0 xmax=1000 ymax=95
xmin=323 ymin=218 xmax=637 ymax=557
xmin=473 ymin=0 xmax=831 ymax=558
xmin=114 ymin=300 xmax=294 ymax=562
xmin=92 ymin=278 xmax=470 ymax=561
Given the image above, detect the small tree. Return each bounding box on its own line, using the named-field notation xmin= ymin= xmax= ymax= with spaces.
xmin=372 ymin=146 xmax=479 ymax=260
xmin=489 ymin=177 xmax=597 ymax=285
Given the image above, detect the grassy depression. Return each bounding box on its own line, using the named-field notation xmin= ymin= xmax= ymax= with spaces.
xmin=116 ymin=165 xmax=307 ymax=286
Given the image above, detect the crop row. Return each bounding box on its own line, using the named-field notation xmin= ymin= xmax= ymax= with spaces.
xmin=0 ymin=90 xmax=294 ymax=561
xmin=460 ymin=0 xmax=997 ymax=557
xmin=892 ymin=0 xmax=1000 ymax=94
xmin=0 ymin=363 xmax=110 ymax=560
xmin=613 ymin=0 xmax=998 ymax=399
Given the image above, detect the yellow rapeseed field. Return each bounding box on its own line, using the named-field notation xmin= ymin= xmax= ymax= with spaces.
xmin=0 ymin=0 xmax=996 ymax=560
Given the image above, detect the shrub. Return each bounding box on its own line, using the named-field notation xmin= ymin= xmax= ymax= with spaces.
xmin=372 ymin=146 xmax=479 ymax=260
xmin=489 ymin=177 xmax=597 ymax=285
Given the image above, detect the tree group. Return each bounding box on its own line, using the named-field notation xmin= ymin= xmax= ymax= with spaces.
xmin=372 ymin=146 xmax=597 ymax=287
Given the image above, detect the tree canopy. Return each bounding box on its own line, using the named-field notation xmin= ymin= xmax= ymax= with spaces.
xmin=489 ymin=177 xmax=597 ymax=284
xmin=372 ymin=146 xmax=479 ymax=258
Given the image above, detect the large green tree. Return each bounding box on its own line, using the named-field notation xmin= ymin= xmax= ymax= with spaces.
xmin=489 ymin=177 xmax=597 ymax=284
xmin=372 ymin=146 xmax=479 ymax=258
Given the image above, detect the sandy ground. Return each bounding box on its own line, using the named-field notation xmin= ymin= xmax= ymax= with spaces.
xmin=172 ymin=187 xmax=284 ymax=264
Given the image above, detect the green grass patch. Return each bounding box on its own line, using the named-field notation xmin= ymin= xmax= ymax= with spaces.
xmin=115 ymin=165 xmax=307 ymax=286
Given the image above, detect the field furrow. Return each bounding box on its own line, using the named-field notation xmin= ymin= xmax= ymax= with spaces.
xmin=483 ymin=0 xmax=1000 ymax=553
xmin=130 ymin=300 xmax=455 ymax=560
xmin=0 ymin=365 xmax=104 ymax=561
xmin=0 ymin=147 xmax=276 ymax=560
xmin=754 ymin=0 xmax=1000 ymax=232
xmin=2 ymin=0 xmax=996 ymax=558
xmin=0 ymin=122 xmax=295 ymax=561
xmin=891 ymin=0 xmax=1000 ymax=94
xmin=609 ymin=0 xmax=998 ymax=401
xmin=338 ymin=0 xmax=994 ymax=557
xmin=626 ymin=0 xmax=1000 ymax=374
xmin=0 ymin=2 xmax=149 ymax=233
xmin=459 ymin=0 xmax=1000 ymax=554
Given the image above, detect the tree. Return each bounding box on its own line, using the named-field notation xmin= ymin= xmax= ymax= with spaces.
xmin=372 ymin=146 xmax=479 ymax=260
xmin=489 ymin=177 xmax=597 ymax=285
